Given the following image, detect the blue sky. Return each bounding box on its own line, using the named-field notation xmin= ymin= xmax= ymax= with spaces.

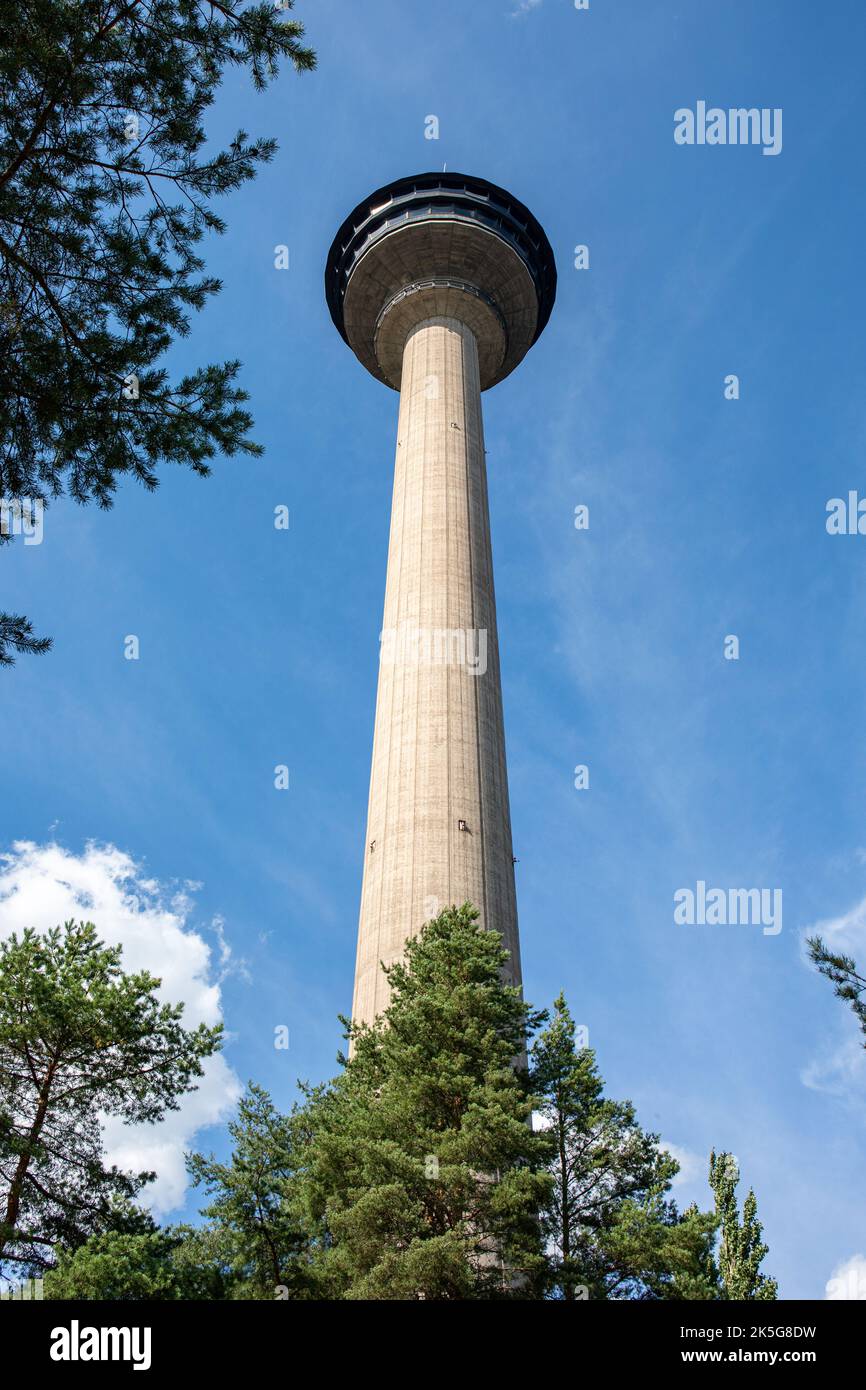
xmin=2 ymin=0 xmax=866 ymax=1298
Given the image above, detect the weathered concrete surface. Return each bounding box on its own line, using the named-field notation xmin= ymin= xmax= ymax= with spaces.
xmin=353 ymin=315 xmax=521 ymax=1027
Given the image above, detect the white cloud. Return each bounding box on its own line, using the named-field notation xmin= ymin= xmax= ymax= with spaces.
xmin=660 ymin=1140 xmax=705 ymax=1190
xmin=209 ymin=912 xmax=251 ymax=985
xmin=800 ymin=895 xmax=866 ymax=1105
xmin=825 ymin=1253 xmax=866 ymax=1300
xmin=0 ymin=840 xmax=242 ymax=1215
xmin=801 ymin=1032 xmax=866 ymax=1099
xmin=803 ymin=893 xmax=866 ymax=959
xmin=511 ymin=0 xmax=542 ymax=16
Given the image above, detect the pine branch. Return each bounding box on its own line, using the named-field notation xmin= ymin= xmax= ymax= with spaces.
xmin=0 ymin=612 xmax=52 ymax=666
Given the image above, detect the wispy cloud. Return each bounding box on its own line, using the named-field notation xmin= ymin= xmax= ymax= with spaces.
xmin=801 ymin=1032 xmax=866 ymax=1102
xmin=825 ymin=1253 xmax=866 ymax=1300
xmin=209 ymin=911 xmax=251 ymax=984
xmin=800 ymin=894 xmax=866 ymax=1105
xmin=661 ymin=1140 xmax=706 ymax=1192
xmin=802 ymin=893 xmax=866 ymax=958
xmin=511 ymin=0 xmax=543 ymax=17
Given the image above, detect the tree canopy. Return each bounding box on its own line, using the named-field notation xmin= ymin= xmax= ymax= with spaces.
xmin=808 ymin=934 xmax=866 ymax=1047
xmin=530 ymin=993 xmax=718 ymax=1300
xmin=187 ymin=1081 xmax=316 ymax=1299
xmin=16 ymin=908 xmax=779 ymax=1301
xmin=0 ymin=0 xmax=315 ymax=663
xmin=0 ymin=919 xmax=221 ymax=1275
xmin=296 ymin=906 xmax=552 ymax=1299
xmin=709 ymin=1150 xmax=777 ymax=1300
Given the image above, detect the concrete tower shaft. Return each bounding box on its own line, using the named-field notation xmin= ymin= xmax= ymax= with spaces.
xmin=325 ymin=173 xmax=556 ymax=1028
xmin=354 ymin=314 xmax=519 ymax=1023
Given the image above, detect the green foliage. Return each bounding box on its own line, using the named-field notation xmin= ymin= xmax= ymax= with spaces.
xmin=186 ymin=1082 xmax=316 ymax=1299
xmin=167 ymin=1222 xmax=232 ymax=1298
xmin=0 ymin=919 xmax=221 ymax=1276
xmin=598 ymin=1197 xmax=719 ymax=1301
xmin=709 ymin=1150 xmax=777 ymax=1300
xmin=807 ymin=935 xmax=866 ymax=1044
xmin=44 ymin=1224 xmax=224 ymax=1300
xmin=0 ymin=0 xmax=315 ymax=663
xmin=27 ymin=911 xmax=779 ymax=1302
xmin=0 ymin=612 xmax=52 ymax=665
xmin=531 ymin=993 xmax=718 ymax=1300
xmin=296 ymin=906 xmax=552 ymax=1299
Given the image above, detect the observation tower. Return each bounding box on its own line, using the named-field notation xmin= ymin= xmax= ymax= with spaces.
xmin=325 ymin=171 xmax=556 ymax=1027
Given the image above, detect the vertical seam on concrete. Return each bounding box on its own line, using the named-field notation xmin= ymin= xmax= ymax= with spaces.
xmin=373 ymin=332 xmax=410 ymax=1013
xmin=463 ymin=321 xmax=488 ymax=933
xmin=409 ymin=322 xmax=427 ymax=941
xmin=444 ymin=322 xmax=452 ymax=911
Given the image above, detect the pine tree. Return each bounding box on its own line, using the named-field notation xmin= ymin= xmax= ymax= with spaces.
xmin=708 ymin=1151 xmax=777 ymax=1300
xmin=807 ymin=935 xmax=866 ymax=1044
xmin=298 ymin=906 xmax=552 ymax=1300
xmin=598 ymin=1195 xmax=719 ymax=1301
xmin=0 ymin=920 xmax=221 ymax=1276
xmin=186 ymin=1082 xmax=316 ymax=1299
xmin=44 ymin=1221 xmax=226 ymax=1300
xmin=0 ymin=0 xmax=315 ymax=664
xmin=531 ymin=994 xmax=718 ymax=1299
